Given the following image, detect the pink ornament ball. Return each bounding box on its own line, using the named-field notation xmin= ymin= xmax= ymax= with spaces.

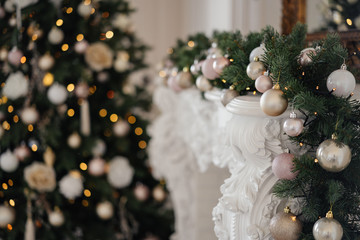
xmin=88 ymin=157 xmax=106 ymax=176
xmin=74 ymin=40 xmax=89 ymax=54
xmin=255 ymin=75 xmax=273 ymax=93
xmin=167 ymin=76 xmax=182 ymax=92
xmin=8 ymin=47 xmax=23 ymax=67
xmin=75 ymin=82 xmax=90 ymax=98
xmin=202 ymin=58 xmax=220 ymax=80
xmin=272 ymin=153 xmax=298 ymax=180
xmin=14 ymin=145 xmax=30 ymax=161
xmin=213 ymin=57 xmax=230 ymax=75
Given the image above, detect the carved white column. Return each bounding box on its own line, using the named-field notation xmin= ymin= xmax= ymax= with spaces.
xmin=212 ymin=94 xmax=295 ymax=240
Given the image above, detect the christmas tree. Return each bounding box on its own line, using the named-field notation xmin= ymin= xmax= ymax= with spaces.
xmin=0 ymin=0 xmax=174 ymax=239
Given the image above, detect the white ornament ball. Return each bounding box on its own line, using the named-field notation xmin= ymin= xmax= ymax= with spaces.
xmin=38 ymin=53 xmax=55 ymax=71
xmin=113 ymin=120 xmax=130 ymax=137
xmin=0 ymin=150 xmax=19 ymax=172
xmin=48 ymin=210 xmax=65 ymax=227
xmin=74 ymin=40 xmax=89 ymax=54
xmin=313 ymin=213 xmax=343 ymax=240
xmin=97 ymin=72 xmax=109 ymax=83
xmin=59 ymin=171 xmax=84 ymax=200
xmin=195 ymin=75 xmax=212 ymax=92
xmin=249 ymin=43 xmax=266 ymax=62
xmin=91 ymin=139 xmax=106 ymax=157
xmin=283 ymin=113 xmax=304 ymax=137
xmin=316 ymin=139 xmax=351 ymax=172
xmin=0 ymin=205 xmax=15 ymax=228
xmin=175 ymin=71 xmax=192 ymax=89
xmin=77 ymin=3 xmax=92 ymax=18
xmin=7 ymin=47 xmax=23 ymax=66
xmin=202 ymin=58 xmax=220 ymax=80
xmin=47 ymin=83 xmax=68 ymax=105
xmin=20 ymin=107 xmax=39 ymax=125
xmin=134 ymin=183 xmax=150 ymax=201
xmin=255 ymin=74 xmax=273 ymax=93
xmin=67 ymin=132 xmax=81 ymax=149
xmin=213 ymin=57 xmax=230 ymax=75
xmin=107 ymin=156 xmax=134 ymax=188
xmin=3 ymin=71 xmax=29 ymax=100
xmin=152 ymin=185 xmax=167 ymax=202
xmin=88 ymin=157 xmax=106 ymax=176
xmin=75 ymin=82 xmax=89 ymax=98
xmin=14 ymin=145 xmax=30 ymax=161
xmin=221 ymin=89 xmax=239 ymax=106
xmin=298 ymin=48 xmax=316 ymax=66
xmin=260 ymin=86 xmax=288 ymax=116
xmin=96 ymin=201 xmax=114 ymax=220
xmin=190 ymin=60 xmax=202 ymax=75
xmin=8 ymin=16 xmax=16 ymax=27
xmin=48 ymin=27 xmax=64 ymax=45
xmin=326 ymin=66 xmax=356 ymax=97
xmin=246 ymin=61 xmax=265 ymax=80
xmin=0 ymin=48 xmax=8 ymax=61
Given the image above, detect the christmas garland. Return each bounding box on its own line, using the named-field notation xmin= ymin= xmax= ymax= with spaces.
xmin=160 ymin=23 xmax=359 ymax=239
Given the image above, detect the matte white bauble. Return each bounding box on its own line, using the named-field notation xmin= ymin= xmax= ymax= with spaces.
xmin=0 ymin=150 xmax=19 ymax=172
xmin=14 ymin=145 xmax=30 ymax=161
xmin=48 ymin=27 xmax=64 ymax=45
xmin=107 ymin=156 xmax=134 ymax=188
xmin=7 ymin=47 xmax=23 ymax=66
xmin=134 ymin=183 xmax=150 ymax=201
xmin=75 ymin=82 xmax=89 ymax=99
xmin=249 ymin=43 xmax=266 ymax=62
xmin=88 ymin=157 xmax=106 ymax=176
xmin=3 ymin=71 xmax=29 ymax=100
xmin=20 ymin=107 xmax=39 ymax=125
xmin=0 ymin=205 xmax=15 ymax=228
xmin=38 ymin=53 xmax=55 ymax=71
xmin=47 ymin=83 xmax=68 ymax=105
xmin=152 ymin=185 xmax=167 ymax=202
xmin=67 ymin=132 xmax=82 ymax=149
xmin=59 ymin=171 xmax=83 ymax=200
xmin=326 ymin=64 xmax=356 ymax=97
xmin=77 ymin=2 xmax=92 ymax=18
xmin=91 ymin=139 xmax=106 ymax=157
xmin=113 ymin=120 xmax=130 ymax=137
xmin=195 ymin=75 xmax=212 ymax=91
xmin=246 ymin=60 xmax=266 ymax=80
xmin=48 ymin=210 xmax=64 ymax=227
xmin=74 ymin=40 xmax=89 ymax=54
xmin=96 ymin=201 xmax=114 ymax=220
xmin=0 ymin=48 xmax=8 ymax=61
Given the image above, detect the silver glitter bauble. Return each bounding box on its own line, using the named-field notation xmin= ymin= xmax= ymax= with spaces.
xmin=316 ymin=138 xmax=351 ymax=172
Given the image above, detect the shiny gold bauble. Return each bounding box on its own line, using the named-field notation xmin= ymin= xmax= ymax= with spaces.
xmin=260 ymin=86 xmax=288 ymax=116
xmin=269 ymin=207 xmax=302 ymax=240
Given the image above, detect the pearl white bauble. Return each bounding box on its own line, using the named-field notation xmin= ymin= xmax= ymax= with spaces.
xmin=221 ymin=89 xmax=239 ymax=106
xmin=152 ymin=185 xmax=167 ymax=202
xmin=48 ymin=210 xmax=64 ymax=227
xmin=47 ymin=83 xmax=68 ymax=105
xmin=38 ymin=53 xmax=55 ymax=71
xmin=202 ymin=58 xmax=220 ymax=80
xmin=0 ymin=205 xmax=15 ymax=228
xmin=326 ymin=66 xmax=356 ymax=97
xmin=134 ymin=184 xmax=150 ymax=201
xmin=77 ymin=2 xmax=92 ymax=18
xmin=74 ymin=40 xmax=89 ymax=54
xmin=175 ymin=71 xmax=192 ymax=89
xmin=260 ymin=87 xmax=288 ymax=116
xmin=97 ymin=72 xmax=109 ymax=83
xmin=75 ymin=82 xmax=89 ymax=98
xmin=3 ymin=71 xmax=29 ymax=100
xmin=190 ymin=60 xmax=202 ymax=75
xmin=88 ymin=157 xmax=106 ymax=176
xmin=59 ymin=171 xmax=83 ymax=200
xmin=113 ymin=120 xmax=130 ymax=137
xmin=67 ymin=132 xmax=82 ymax=149
xmin=255 ymin=74 xmax=273 ymax=93
xmin=213 ymin=57 xmax=230 ymax=75
xmin=313 ymin=214 xmax=343 ymax=240
xmin=107 ymin=156 xmax=134 ymax=188
xmin=283 ymin=113 xmax=304 ymax=137
xmin=96 ymin=201 xmax=114 ymax=220
xmin=246 ymin=61 xmax=265 ymax=80
xmin=20 ymin=107 xmax=39 ymax=124
xmin=0 ymin=150 xmax=19 ymax=172
xmin=14 ymin=145 xmax=30 ymax=161
xmin=249 ymin=43 xmax=266 ymax=62
xmin=195 ymin=75 xmax=212 ymax=92
xmin=91 ymin=139 xmax=106 ymax=157
xmin=8 ymin=16 xmax=16 ymax=27
xmin=316 ymin=139 xmax=351 ymax=172
xmin=48 ymin=27 xmax=64 ymax=45
xmin=298 ymin=48 xmax=316 ymax=66
xmin=7 ymin=47 xmax=23 ymax=66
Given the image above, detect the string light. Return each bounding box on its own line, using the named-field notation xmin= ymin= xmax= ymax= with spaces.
xmin=67 ymin=109 xmax=75 ymax=117
xmin=2 ymin=121 xmax=10 ymax=130
xmin=28 ymin=124 xmax=34 ymax=132
xmin=84 ymin=0 xmax=91 ymax=5
xmin=7 ymin=105 xmax=13 ymax=113
xmin=222 ymin=79 xmax=227 ymax=83
xmin=31 ymin=144 xmax=38 ymax=152
xmin=138 ymin=140 xmax=147 ymax=149
xmin=91 ymin=8 xmax=95 ymax=14
xmin=99 ymin=109 xmax=107 ymax=117
xmin=187 ymin=40 xmax=195 ymax=47
xmin=76 ymin=34 xmax=84 ymax=41
xmin=84 ymin=189 xmax=91 ymax=197
xmin=167 ymin=48 xmax=173 ymax=54
xmin=135 ymin=127 xmax=143 ymax=136
xmin=80 ymin=162 xmax=87 ymax=171
xmin=61 ymin=44 xmax=69 ymax=52
xmin=66 ymin=7 xmax=73 ymax=14
xmin=1 ymin=83 xmax=5 ymax=88
xmin=245 ymin=87 xmax=250 ymax=90
xmin=20 ymin=56 xmax=26 ymax=64
xmin=107 ymin=90 xmax=114 ymax=99
xmin=128 ymin=116 xmax=136 ymax=124
xmin=314 ymin=158 xmax=319 ymax=163
xmin=159 ymin=70 xmax=166 ymax=77
xmin=102 ymin=12 xmax=109 ymax=18
xmin=8 ymin=179 xmax=13 ymax=186
xmin=43 ymin=73 xmax=54 ymax=86
xmin=89 ymin=86 xmax=96 ymax=94
xmin=104 ymin=129 xmax=112 ymax=137
xmin=229 ymin=59 xmax=234 ymax=62
xmin=2 ymin=183 xmax=8 ymax=190
xmin=56 ymin=19 xmax=63 ymax=26
xmin=13 ymin=115 xmax=19 ymax=123
xmin=9 ymin=199 xmax=15 ymax=207
xmin=82 ymin=200 xmax=89 ymax=207
xmin=7 ymin=224 xmax=12 ymax=231
xmin=32 ymin=35 xmax=38 ymax=41
xmin=105 ymin=31 xmax=114 ymax=39
xmin=67 ymin=83 xmax=75 ymax=92
xmin=299 ymin=143 xmax=304 ymax=147
xmin=346 ymin=18 xmax=352 ymax=26
xmin=110 ymin=114 xmax=118 ymax=122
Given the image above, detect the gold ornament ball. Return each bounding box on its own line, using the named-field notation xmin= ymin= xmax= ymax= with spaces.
xmin=260 ymin=88 xmax=288 ymax=116
xmin=269 ymin=210 xmax=302 ymax=240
